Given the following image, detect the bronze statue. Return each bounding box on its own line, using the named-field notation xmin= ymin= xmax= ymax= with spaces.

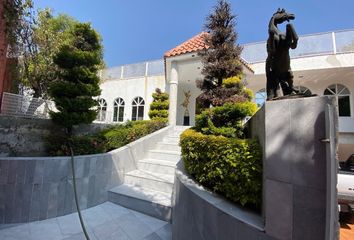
xmin=266 ymin=8 xmax=299 ymax=100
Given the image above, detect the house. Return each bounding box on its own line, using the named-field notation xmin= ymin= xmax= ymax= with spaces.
xmin=99 ymin=29 xmax=354 ymax=161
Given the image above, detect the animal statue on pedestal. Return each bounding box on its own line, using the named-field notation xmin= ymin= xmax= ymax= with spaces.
xmin=266 ymin=8 xmax=299 ymax=100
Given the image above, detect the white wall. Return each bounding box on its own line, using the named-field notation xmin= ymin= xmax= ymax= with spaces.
xmin=99 ymin=75 xmax=166 ymax=123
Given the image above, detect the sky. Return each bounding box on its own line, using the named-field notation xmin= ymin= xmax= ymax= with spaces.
xmin=33 ymin=0 xmax=354 ymax=68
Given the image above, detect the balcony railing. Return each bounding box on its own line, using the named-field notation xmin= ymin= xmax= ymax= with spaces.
xmin=241 ymin=29 xmax=354 ymax=63
xmin=100 ymin=30 xmax=354 ymax=80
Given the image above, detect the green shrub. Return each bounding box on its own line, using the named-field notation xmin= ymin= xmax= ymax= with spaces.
xmin=47 ymin=119 xmax=166 ymax=155
xmin=100 ymin=119 xmax=166 ymax=151
xmin=195 ymin=102 xmax=257 ymax=138
xmin=152 ymin=92 xmax=169 ymax=102
xmin=149 ymin=88 xmax=169 ymax=121
xmin=148 ymin=109 xmax=168 ymax=119
xmin=180 ymin=129 xmax=262 ymax=208
xmin=46 ymin=134 xmax=106 ymax=156
xmin=150 ymin=101 xmax=169 ymax=111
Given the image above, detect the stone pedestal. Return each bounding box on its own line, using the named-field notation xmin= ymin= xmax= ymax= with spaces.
xmin=249 ymin=96 xmax=339 ymax=240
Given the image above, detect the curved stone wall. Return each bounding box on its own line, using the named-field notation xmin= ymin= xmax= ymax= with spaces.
xmin=0 ymin=126 xmax=171 ymax=224
xmin=172 ymin=161 xmax=275 ymax=240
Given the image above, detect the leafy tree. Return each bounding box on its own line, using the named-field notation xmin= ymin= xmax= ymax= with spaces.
xmin=4 ymin=0 xmax=79 ymax=97
xmin=48 ymin=23 xmax=103 ymax=240
xmin=49 ymin=23 xmax=103 ymax=134
xmin=197 ymin=0 xmax=244 ymax=107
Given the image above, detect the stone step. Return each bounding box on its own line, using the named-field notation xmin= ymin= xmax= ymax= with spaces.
xmin=124 ymin=170 xmax=174 ymax=194
xmin=138 ymin=158 xmax=177 ymax=175
xmin=108 ymin=184 xmax=171 ymax=221
xmin=172 ymin=126 xmax=190 ymax=132
xmin=162 ymin=136 xmax=180 ymax=144
xmin=155 ymin=142 xmax=181 ymax=152
xmin=147 ymin=149 xmax=181 ymax=162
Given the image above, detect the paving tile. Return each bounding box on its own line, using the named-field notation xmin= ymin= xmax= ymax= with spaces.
xmin=101 ymin=227 xmax=131 ymax=240
xmin=143 ymin=232 xmax=163 ymax=240
xmin=81 ymin=205 xmax=111 ymax=228
xmin=28 ymin=218 xmax=63 ymax=240
xmin=155 ymin=224 xmax=172 ymax=240
xmin=0 ymin=202 xmax=172 ymax=240
xmin=99 ymin=202 xmax=130 ymax=219
xmin=92 ymin=220 xmax=121 ymax=239
xmin=57 ymin=213 xmax=82 ymax=236
xmin=116 ymin=212 xmax=154 ymax=240
xmin=62 ymin=231 xmax=97 ymax=240
xmin=0 ymin=224 xmax=30 ymax=240
xmin=131 ymin=209 xmax=167 ymax=232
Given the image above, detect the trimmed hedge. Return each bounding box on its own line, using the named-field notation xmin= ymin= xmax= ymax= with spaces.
xmin=100 ymin=120 xmax=166 ymax=151
xmin=47 ymin=119 xmax=166 ymax=156
xmin=180 ymin=129 xmax=262 ymax=208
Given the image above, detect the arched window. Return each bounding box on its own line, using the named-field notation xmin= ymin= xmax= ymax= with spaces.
xmin=255 ymin=88 xmax=266 ymax=107
xmin=294 ymin=86 xmax=312 ymax=96
xmin=324 ymin=84 xmax=351 ymax=117
xmin=97 ymin=98 xmax=107 ymax=121
xmin=113 ymin=98 xmax=125 ymax=122
xmin=132 ymin=97 xmax=145 ymax=121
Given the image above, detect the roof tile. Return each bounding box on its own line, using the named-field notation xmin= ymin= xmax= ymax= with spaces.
xmin=164 ymin=32 xmax=253 ymax=73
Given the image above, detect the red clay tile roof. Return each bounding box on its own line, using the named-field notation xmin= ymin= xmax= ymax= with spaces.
xmin=164 ymin=32 xmax=253 ymax=73
xmin=164 ymin=32 xmax=209 ymax=58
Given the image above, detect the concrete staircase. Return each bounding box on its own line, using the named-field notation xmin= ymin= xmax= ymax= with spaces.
xmin=108 ymin=126 xmax=188 ymax=222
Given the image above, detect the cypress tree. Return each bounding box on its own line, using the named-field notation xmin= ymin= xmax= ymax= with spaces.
xmin=49 ymin=23 xmax=103 ymax=134
xmin=199 ymin=0 xmax=243 ymax=88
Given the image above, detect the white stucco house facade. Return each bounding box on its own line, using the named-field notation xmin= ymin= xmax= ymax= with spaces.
xmin=98 ymin=29 xmax=354 ymax=161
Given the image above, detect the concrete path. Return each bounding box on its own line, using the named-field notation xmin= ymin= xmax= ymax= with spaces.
xmin=0 ymin=202 xmax=171 ymax=240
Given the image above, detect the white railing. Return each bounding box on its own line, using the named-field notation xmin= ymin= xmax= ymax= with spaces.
xmin=241 ymin=29 xmax=354 ymax=63
xmin=0 ymin=92 xmax=56 ymax=119
xmin=100 ymin=59 xmax=165 ymax=81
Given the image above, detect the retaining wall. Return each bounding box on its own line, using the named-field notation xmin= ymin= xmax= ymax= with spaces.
xmin=0 ymin=126 xmax=171 ymax=224
xmin=172 ymin=161 xmax=274 ymax=240
xmin=0 ymin=115 xmax=112 ymax=157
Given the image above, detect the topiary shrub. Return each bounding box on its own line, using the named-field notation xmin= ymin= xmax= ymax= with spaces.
xmin=195 ymin=102 xmax=257 ymax=138
xmin=180 ymin=129 xmax=262 ymax=208
xmin=148 ymin=88 xmax=169 ymax=121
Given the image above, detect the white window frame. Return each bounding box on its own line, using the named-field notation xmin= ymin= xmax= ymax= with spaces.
xmin=113 ymin=97 xmax=125 ymax=122
xmin=324 ymin=84 xmax=351 ymax=117
xmin=131 ymin=97 xmax=145 ymax=121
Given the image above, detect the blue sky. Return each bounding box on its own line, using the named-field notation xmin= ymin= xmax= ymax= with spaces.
xmin=34 ymin=0 xmax=354 ymax=67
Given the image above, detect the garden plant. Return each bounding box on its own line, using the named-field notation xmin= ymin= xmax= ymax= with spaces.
xmin=181 ymin=0 xmax=263 ymax=209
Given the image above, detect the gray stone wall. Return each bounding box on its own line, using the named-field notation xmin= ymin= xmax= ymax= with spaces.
xmin=0 ymin=115 xmax=112 ymax=157
xmin=249 ymin=96 xmax=338 ymax=240
xmin=0 ymin=126 xmax=171 ymax=224
xmin=172 ymin=162 xmax=275 ymax=240
xmin=0 ymin=153 xmax=127 ymax=224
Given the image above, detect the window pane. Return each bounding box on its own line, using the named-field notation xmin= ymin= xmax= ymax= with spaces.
xmin=138 ymin=106 xmax=144 ymax=120
xmin=132 ymin=106 xmax=137 ymax=121
xmin=339 ymin=96 xmax=351 ymax=116
xmin=113 ymin=107 xmax=118 ymax=122
xmin=118 ymin=106 xmax=124 ymax=122
xmin=324 ymin=88 xmax=334 ymax=95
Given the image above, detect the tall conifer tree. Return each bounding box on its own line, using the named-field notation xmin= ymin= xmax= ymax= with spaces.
xmin=199 ymin=0 xmax=243 ymax=87
xmin=49 ymin=23 xmax=103 ymax=134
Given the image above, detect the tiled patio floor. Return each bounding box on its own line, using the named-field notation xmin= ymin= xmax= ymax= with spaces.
xmin=340 ymin=212 xmax=354 ymax=240
xmin=0 ymin=202 xmax=171 ymax=240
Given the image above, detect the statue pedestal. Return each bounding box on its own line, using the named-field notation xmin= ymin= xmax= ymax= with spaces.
xmin=249 ymin=96 xmax=339 ymax=240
